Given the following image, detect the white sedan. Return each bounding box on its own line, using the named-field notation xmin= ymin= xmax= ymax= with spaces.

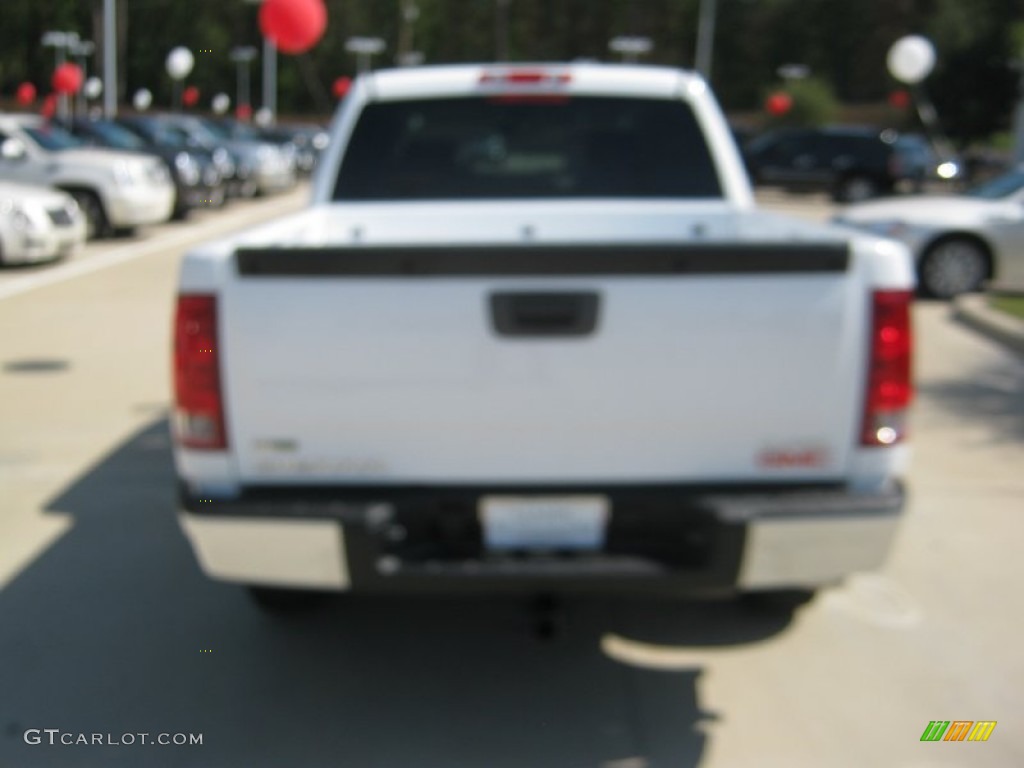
xmin=0 ymin=182 xmax=86 ymax=265
xmin=834 ymin=167 xmax=1024 ymax=298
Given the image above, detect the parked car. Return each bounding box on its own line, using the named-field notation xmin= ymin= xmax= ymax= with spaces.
xmin=165 ymin=115 xmax=295 ymax=196
xmin=834 ymin=166 xmax=1024 ymax=297
xmin=205 ymin=117 xmax=300 ymax=176
xmin=255 ymin=122 xmax=329 ymax=176
xmin=893 ymin=133 xmax=962 ymax=191
xmin=62 ymin=117 xmax=225 ymax=219
xmin=743 ymin=125 xmax=923 ymax=202
xmin=0 ymin=181 xmax=86 ymax=265
xmin=0 ymin=114 xmax=174 ymax=238
xmin=117 ymin=115 xmax=249 ymax=200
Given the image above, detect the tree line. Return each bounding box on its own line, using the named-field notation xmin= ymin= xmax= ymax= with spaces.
xmin=0 ymin=0 xmax=1020 ymax=145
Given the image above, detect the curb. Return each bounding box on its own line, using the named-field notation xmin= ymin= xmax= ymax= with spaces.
xmin=952 ymin=294 xmax=1024 ymax=356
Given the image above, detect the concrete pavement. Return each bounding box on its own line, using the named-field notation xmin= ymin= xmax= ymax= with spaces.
xmin=0 ymin=192 xmax=1021 ymax=767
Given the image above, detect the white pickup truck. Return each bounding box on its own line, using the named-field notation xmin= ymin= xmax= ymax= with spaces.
xmin=173 ymin=64 xmax=914 ymax=610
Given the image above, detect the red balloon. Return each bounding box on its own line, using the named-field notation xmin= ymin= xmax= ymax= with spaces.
xmin=765 ymin=91 xmax=793 ymax=116
xmin=236 ymin=103 xmax=253 ymax=121
xmin=332 ymin=76 xmax=351 ymax=99
xmin=182 ymin=85 xmax=200 ymax=107
xmin=888 ymin=89 xmax=911 ymax=109
xmin=40 ymin=94 xmax=57 ymax=118
xmin=16 ymin=82 xmax=37 ymax=106
xmin=259 ymin=0 xmax=327 ymax=55
xmin=52 ymin=62 xmax=84 ymax=95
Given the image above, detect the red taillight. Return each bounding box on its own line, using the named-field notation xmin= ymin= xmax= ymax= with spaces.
xmin=479 ymin=69 xmax=571 ymax=86
xmin=861 ymin=290 xmax=913 ymax=446
xmin=479 ymin=69 xmax=572 ymax=104
xmin=174 ymin=294 xmax=227 ymax=450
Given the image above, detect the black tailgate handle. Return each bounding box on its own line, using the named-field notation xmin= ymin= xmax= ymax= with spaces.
xmin=490 ymin=292 xmax=600 ymax=338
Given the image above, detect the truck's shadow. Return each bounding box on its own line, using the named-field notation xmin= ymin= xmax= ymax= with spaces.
xmin=1 ymin=420 xmax=797 ymax=768
xmin=917 ymin=326 xmax=1024 ymax=444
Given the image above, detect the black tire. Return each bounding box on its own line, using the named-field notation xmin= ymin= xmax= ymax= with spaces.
xmin=66 ymin=189 xmax=110 ymax=239
xmin=171 ymin=199 xmax=190 ymax=221
xmin=246 ymin=586 xmax=329 ymax=614
xmin=918 ymin=236 xmax=989 ymax=299
xmin=834 ymin=175 xmax=879 ymax=203
xmin=739 ymin=589 xmax=817 ymax=613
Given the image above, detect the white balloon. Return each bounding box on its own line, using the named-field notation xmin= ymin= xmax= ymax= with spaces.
xmin=133 ymin=88 xmax=153 ymax=111
xmin=165 ymin=47 xmax=195 ymax=80
xmin=254 ymin=107 xmax=273 ymax=127
xmin=211 ymin=92 xmax=231 ymax=115
xmin=887 ymin=35 xmax=936 ymax=84
xmin=83 ymin=76 xmax=103 ymax=100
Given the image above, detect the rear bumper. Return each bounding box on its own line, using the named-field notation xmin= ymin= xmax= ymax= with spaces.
xmin=177 ymin=483 xmax=904 ymax=595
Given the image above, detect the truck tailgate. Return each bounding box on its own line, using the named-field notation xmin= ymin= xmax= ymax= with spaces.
xmin=216 ymin=205 xmax=864 ymax=485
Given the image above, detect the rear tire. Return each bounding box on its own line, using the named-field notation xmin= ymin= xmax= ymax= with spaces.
xmin=739 ymin=589 xmax=817 ymax=613
xmin=918 ymin=236 xmax=989 ymax=299
xmin=246 ymin=586 xmax=329 ymax=615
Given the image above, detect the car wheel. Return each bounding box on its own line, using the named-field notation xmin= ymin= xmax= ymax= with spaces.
xmin=919 ymin=237 xmax=989 ymax=299
xmin=739 ymin=589 xmax=817 ymax=613
xmin=67 ymin=189 xmax=109 ymax=239
xmin=246 ymin=586 xmax=329 ymax=615
xmin=171 ymin=196 xmax=190 ymax=221
xmin=835 ymin=175 xmax=879 ymax=203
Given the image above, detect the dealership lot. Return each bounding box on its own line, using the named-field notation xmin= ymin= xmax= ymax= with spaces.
xmin=0 ymin=190 xmax=1021 ymax=767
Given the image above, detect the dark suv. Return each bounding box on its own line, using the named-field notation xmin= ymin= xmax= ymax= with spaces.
xmin=742 ymin=126 xmax=918 ymax=202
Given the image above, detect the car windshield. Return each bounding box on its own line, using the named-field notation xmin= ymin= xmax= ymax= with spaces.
xmin=157 ymin=125 xmax=195 ymax=147
xmin=85 ymin=121 xmax=147 ymax=150
xmin=334 ymin=96 xmax=723 ymax=200
xmin=229 ymin=122 xmax=260 ymax=141
xmin=130 ymin=121 xmax=195 ymax=148
xmin=965 ymin=169 xmax=1024 ymax=199
xmin=184 ymin=120 xmax=225 ymax=144
xmin=23 ymin=124 xmax=82 ymax=151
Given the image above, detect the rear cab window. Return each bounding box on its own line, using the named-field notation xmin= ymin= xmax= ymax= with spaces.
xmin=333 ymin=96 xmax=723 ymax=200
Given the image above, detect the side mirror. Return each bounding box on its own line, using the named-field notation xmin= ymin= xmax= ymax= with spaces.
xmin=1 ymin=138 xmax=27 ymax=161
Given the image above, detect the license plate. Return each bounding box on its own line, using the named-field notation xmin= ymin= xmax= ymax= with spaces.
xmin=479 ymin=495 xmax=609 ymax=552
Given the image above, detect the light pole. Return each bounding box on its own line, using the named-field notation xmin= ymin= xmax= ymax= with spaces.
xmin=230 ymin=46 xmax=258 ymax=118
xmin=346 ymin=37 xmax=386 ymax=74
xmin=262 ymin=38 xmax=277 ymax=121
xmin=103 ymin=0 xmax=117 ymax=117
xmin=243 ymin=0 xmax=277 ymax=125
xmin=608 ymin=36 xmax=652 ymax=64
xmin=1013 ymin=58 xmax=1024 ymax=164
xmin=694 ymin=0 xmax=718 ymax=81
xmin=495 ymin=0 xmax=511 ymax=62
xmin=397 ymin=0 xmax=423 ymax=67
xmin=42 ymin=30 xmax=79 ymax=121
xmin=70 ymin=40 xmax=95 ymax=118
